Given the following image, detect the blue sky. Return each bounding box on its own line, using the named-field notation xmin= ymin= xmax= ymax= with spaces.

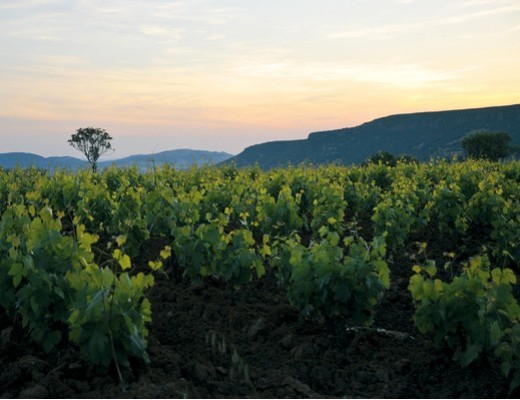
xmin=1 ymin=0 xmax=519 ymax=158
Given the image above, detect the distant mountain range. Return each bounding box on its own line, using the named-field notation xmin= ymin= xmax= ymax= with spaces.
xmin=227 ymin=104 xmax=520 ymax=168
xmin=0 ymin=149 xmax=233 ymax=170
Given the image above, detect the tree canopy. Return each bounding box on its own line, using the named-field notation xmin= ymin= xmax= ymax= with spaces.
xmin=68 ymin=127 xmax=113 ymax=172
xmin=461 ymin=131 xmax=513 ymax=161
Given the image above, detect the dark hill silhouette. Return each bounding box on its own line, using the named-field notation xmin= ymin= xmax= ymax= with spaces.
xmin=0 ymin=149 xmax=233 ymax=170
xmin=101 ymin=149 xmax=233 ymax=170
xmin=0 ymin=153 xmax=85 ymax=170
xmin=227 ymin=104 xmax=520 ymax=168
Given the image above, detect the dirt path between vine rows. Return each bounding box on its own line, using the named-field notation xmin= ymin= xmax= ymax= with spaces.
xmin=0 ymin=254 xmax=513 ymax=398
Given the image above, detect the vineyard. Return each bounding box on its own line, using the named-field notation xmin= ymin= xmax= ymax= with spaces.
xmin=0 ymin=160 xmax=519 ymax=398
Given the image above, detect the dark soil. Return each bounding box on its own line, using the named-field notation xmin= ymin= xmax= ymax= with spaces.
xmin=0 ymin=243 xmax=514 ymax=398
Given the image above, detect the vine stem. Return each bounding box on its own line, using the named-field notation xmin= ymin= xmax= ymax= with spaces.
xmin=108 ymin=325 xmax=124 ymax=385
xmin=102 ymin=279 xmax=124 ymax=385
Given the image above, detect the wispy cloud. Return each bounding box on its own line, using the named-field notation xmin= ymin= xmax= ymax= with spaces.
xmin=140 ymin=26 xmax=184 ymax=43
xmin=0 ymin=0 xmax=62 ymax=10
xmin=463 ymin=0 xmax=517 ymax=5
xmin=231 ymin=59 xmax=466 ymax=89
xmin=447 ymin=5 xmax=520 ymax=23
xmin=328 ymin=1 xmax=520 ymax=40
xmin=0 ymin=0 xmax=71 ymax=41
xmin=327 ymin=22 xmax=422 ymax=39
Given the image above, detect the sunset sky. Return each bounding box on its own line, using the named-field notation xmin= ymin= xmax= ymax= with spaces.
xmin=1 ymin=0 xmax=519 ymax=159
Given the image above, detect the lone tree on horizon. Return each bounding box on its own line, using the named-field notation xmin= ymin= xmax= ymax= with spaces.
xmin=461 ymin=131 xmax=513 ymax=162
xmin=68 ymin=127 xmax=114 ymax=172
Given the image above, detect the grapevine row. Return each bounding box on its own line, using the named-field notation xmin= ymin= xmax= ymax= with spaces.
xmin=0 ymin=160 xmax=518 ymax=387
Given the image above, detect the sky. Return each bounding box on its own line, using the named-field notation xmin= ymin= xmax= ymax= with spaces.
xmin=0 ymin=0 xmax=519 ymax=159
